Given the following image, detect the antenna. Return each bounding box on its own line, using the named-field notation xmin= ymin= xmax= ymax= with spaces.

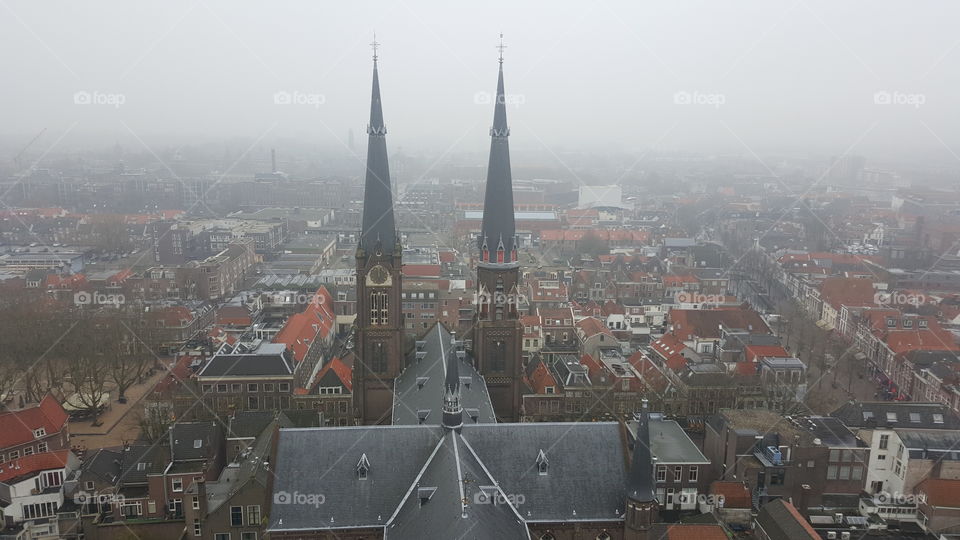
xmin=497 ymin=33 xmax=506 ymax=64
xmin=371 ymin=33 xmax=380 ymax=63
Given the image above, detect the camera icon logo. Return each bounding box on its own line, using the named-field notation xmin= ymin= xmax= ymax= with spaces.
xmin=74 ymin=291 xmax=92 ymax=305
xmin=273 ymin=490 xmax=291 ymax=505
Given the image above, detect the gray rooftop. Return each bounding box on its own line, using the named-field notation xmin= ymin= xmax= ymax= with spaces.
xmin=639 ymin=415 xmax=709 ymax=465
xmin=392 ymin=324 xmax=496 ymax=426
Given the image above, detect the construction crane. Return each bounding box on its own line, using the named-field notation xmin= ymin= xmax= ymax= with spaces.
xmin=12 ymin=127 xmax=47 ymax=170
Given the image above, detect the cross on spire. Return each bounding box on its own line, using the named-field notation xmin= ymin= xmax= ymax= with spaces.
xmin=371 ymin=33 xmax=380 ymax=63
xmin=497 ymin=33 xmax=506 ymax=64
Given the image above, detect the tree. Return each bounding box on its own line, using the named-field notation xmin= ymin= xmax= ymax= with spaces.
xmin=61 ymin=318 xmax=111 ymax=423
xmin=101 ymin=309 xmax=156 ymax=401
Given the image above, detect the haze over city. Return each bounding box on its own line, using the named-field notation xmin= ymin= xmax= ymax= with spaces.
xmin=1 ymin=3 xmax=960 ymax=540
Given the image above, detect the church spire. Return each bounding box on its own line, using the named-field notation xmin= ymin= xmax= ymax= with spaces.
xmin=626 ymin=402 xmax=656 ymax=504
xmin=478 ymin=35 xmax=517 ymax=265
xmin=359 ymin=36 xmax=397 ymax=255
xmin=441 ymin=336 xmax=464 ymax=430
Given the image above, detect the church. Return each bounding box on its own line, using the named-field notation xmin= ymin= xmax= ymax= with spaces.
xmin=267 ymin=43 xmax=659 ymax=540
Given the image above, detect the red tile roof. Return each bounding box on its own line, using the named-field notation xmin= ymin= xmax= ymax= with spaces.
xmin=659 ymin=524 xmax=728 ymax=540
xmin=916 ymin=477 xmax=960 ymax=508
xmin=669 ymin=306 xmax=769 ymax=342
xmin=0 ymin=449 xmax=71 ymax=484
xmin=402 ymin=264 xmax=442 ymax=278
xmin=650 ymin=334 xmax=689 ymax=372
xmin=0 ymin=395 xmax=68 ymax=450
xmin=820 ymin=277 xmax=877 ymax=310
xmin=575 ymin=317 xmax=615 ymax=339
xmin=529 ymin=361 xmax=558 ymax=394
xmin=886 ymin=329 xmax=960 ymax=356
xmin=313 ymin=356 xmax=352 ymax=392
xmin=274 ymin=286 xmax=335 ymax=363
xmin=710 ymin=481 xmax=752 ymax=509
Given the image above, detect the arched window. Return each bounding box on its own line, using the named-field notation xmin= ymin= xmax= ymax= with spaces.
xmin=370 ymin=291 xmax=388 ymax=325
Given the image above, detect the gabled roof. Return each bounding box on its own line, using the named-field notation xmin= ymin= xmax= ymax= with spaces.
xmin=819 ymin=277 xmax=877 ymax=310
xmin=885 ymin=329 xmax=959 ymax=356
xmin=755 ymin=498 xmax=818 ymax=540
xmin=273 ymin=286 xmax=334 ymax=363
xmin=0 ymin=449 xmax=72 ymax=484
xmin=575 ymin=316 xmax=615 ymax=340
xmin=310 ymin=356 xmax=353 ymax=393
xmin=529 ymin=361 xmax=558 ymax=394
xmin=0 ymin=394 xmax=68 ymax=449
xmin=170 ymin=421 xmax=224 ymax=462
xmin=670 ymin=306 xmax=770 ymax=342
xmin=650 ymin=524 xmax=728 ymax=540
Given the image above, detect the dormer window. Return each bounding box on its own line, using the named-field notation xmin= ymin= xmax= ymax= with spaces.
xmin=919 ymin=319 xmax=929 ymax=329
xmin=33 ymin=428 xmax=46 ymax=438
xmin=356 ymin=453 xmax=371 ymax=480
xmin=903 ymin=318 xmax=914 ymax=329
xmin=536 ymin=449 xmax=549 ymax=475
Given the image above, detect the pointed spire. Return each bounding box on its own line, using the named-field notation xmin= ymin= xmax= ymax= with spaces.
xmin=359 ymin=38 xmax=396 ymax=255
xmin=442 ymin=337 xmax=463 ymax=430
xmin=478 ymin=35 xmax=516 ymax=265
xmin=626 ymin=401 xmax=656 ymax=503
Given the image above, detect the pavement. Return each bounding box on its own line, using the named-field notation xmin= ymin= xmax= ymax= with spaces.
xmin=69 ymin=367 xmax=167 ymax=450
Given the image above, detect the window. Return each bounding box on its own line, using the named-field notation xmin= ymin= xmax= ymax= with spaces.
xmin=241 ymin=534 xmax=257 ymax=540
xmin=674 ymin=466 xmax=682 ymax=482
xmin=886 ymin=412 xmax=898 ymax=423
xmin=215 ymin=535 xmax=231 ymax=540
xmin=279 ymin=383 xmax=290 ymax=393
xmin=37 ymin=442 xmax=48 ymax=453
xmin=370 ymin=342 xmax=388 ymax=374
xmin=829 ymin=449 xmax=840 ymax=462
xmin=231 ymin=383 xmax=242 ymax=393
xmin=910 ymin=413 xmax=921 ymax=423
xmin=192 ymin=496 xmax=200 ymax=510
xmin=827 ymin=465 xmax=838 ymax=480
xmin=217 ymin=383 xmax=228 ymax=393
xmin=172 ymin=477 xmax=183 ymax=492
xmin=9 ymin=450 xmax=19 ymax=460
xmin=194 ymin=519 xmax=202 ymax=537
xmin=148 ymin=500 xmax=157 ymax=514
xmin=263 ymin=383 xmax=275 ymax=393
xmin=246 ymin=505 xmax=261 ymax=526
xmin=689 ymin=466 xmax=698 ymax=482
xmin=230 ymin=506 xmax=243 ymax=526
xmin=86 ymin=481 xmax=95 ymax=490
xmin=918 ymin=319 xmax=928 ymax=329
xmin=839 ymin=466 xmax=851 ymax=480
xmin=852 ymin=467 xmax=863 ymax=480
xmin=248 ymin=396 xmax=259 ymax=410
xmin=879 ymin=434 xmax=889 ymax=450
xmin=933 ymin=413 xmax=944 ymax=424
xmin=371 ymin=291 xmax=389 ymax=325
xmin=202 ymin=384 xmax=213 ymax=393
xmin=23 ymin=446 xmax=33 ymax=456
xmin=656 ymin=466 xmax=667 ymax=482
xmin=877 ymin=454 xmax=886 ymax=461
xmin=247 ymin=383 xmax=258 ymax=393
xmin=21 ymin=501 xmax=57 ymax=520
xmin=33 ymin=428 xmax=45 ymax=438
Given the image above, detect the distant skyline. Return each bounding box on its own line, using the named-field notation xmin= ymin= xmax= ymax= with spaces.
xmin=2 ymin=1 xmax=960 ymax=168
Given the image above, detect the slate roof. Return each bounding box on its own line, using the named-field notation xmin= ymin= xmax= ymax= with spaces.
xmin=393 ymin=323 xmax=496 ymax=426
xmin=170 ymin=421 xmax=223 ymax=461
xmin=755 ymin=498 xmax=818 ymax=540
xmin=359 ymin=58 xmax=398 ymax=254
xmin=477 ymin=60 xmax=517 ymax=262
xmin=831 ymin=401 xmax=960 ymax=430
xmin=269 ymin=421 xmax=637 ymax=535
xmin=197 ymin=345 xmax=293 ymax=378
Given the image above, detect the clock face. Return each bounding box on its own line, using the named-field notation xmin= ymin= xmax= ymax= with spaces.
xmin=368 ymin=265 xmax=390 ymax=286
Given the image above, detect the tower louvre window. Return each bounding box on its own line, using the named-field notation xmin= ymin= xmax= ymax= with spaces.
xmin=370 ymin=342 xmax=387 ymax=374
xmin=370 ymin=290 xmax=389 ymax=325
xmin=490 ymin=340 xmax=506 ymax=372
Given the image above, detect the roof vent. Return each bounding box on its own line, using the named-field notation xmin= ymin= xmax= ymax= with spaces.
xmin=356 ymin=453 xmax=370 ymax=479
xmin=456 ymin=350 xmax=466 ymax=361
xmin=416 ymin=409 xmax=431 ymax=424
xmin=416 ymin=351 xmax=427 ymax=362
xmin=416 ymin=340 xmax=426 ymax=351
xmin=418 ymin=486 xmax=437 ymax=505
xmin=416 ymin=377 xmax=428 ymax=389
xmin=536 ymin=449 xmax=549 ymax=475
xmin=459 ymin=376 xmax=472 ymax=389
xmin=465 ymin=408 xmax=480 ymax=422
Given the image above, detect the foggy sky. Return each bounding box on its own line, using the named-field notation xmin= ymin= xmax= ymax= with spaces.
xmin=2 ymin=1 xmax=959 ymax=166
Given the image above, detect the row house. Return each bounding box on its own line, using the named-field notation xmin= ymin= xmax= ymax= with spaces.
xmin=0 ymin=395 xmax=70 ymax=463
xmin=629 ymin=414 xmax=710 ymax=511
xmin=178 ymin=342 xmax=295 ymax=421
xmin=293 ymin=356 xmax=354 ymax=426
xmin=704 ymin=409 xmax=869 ymax=510
xmin=272 ymin=286 xmax=336 ymax=390
xmin=0 ymin=450 xmax=78 ymax=539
